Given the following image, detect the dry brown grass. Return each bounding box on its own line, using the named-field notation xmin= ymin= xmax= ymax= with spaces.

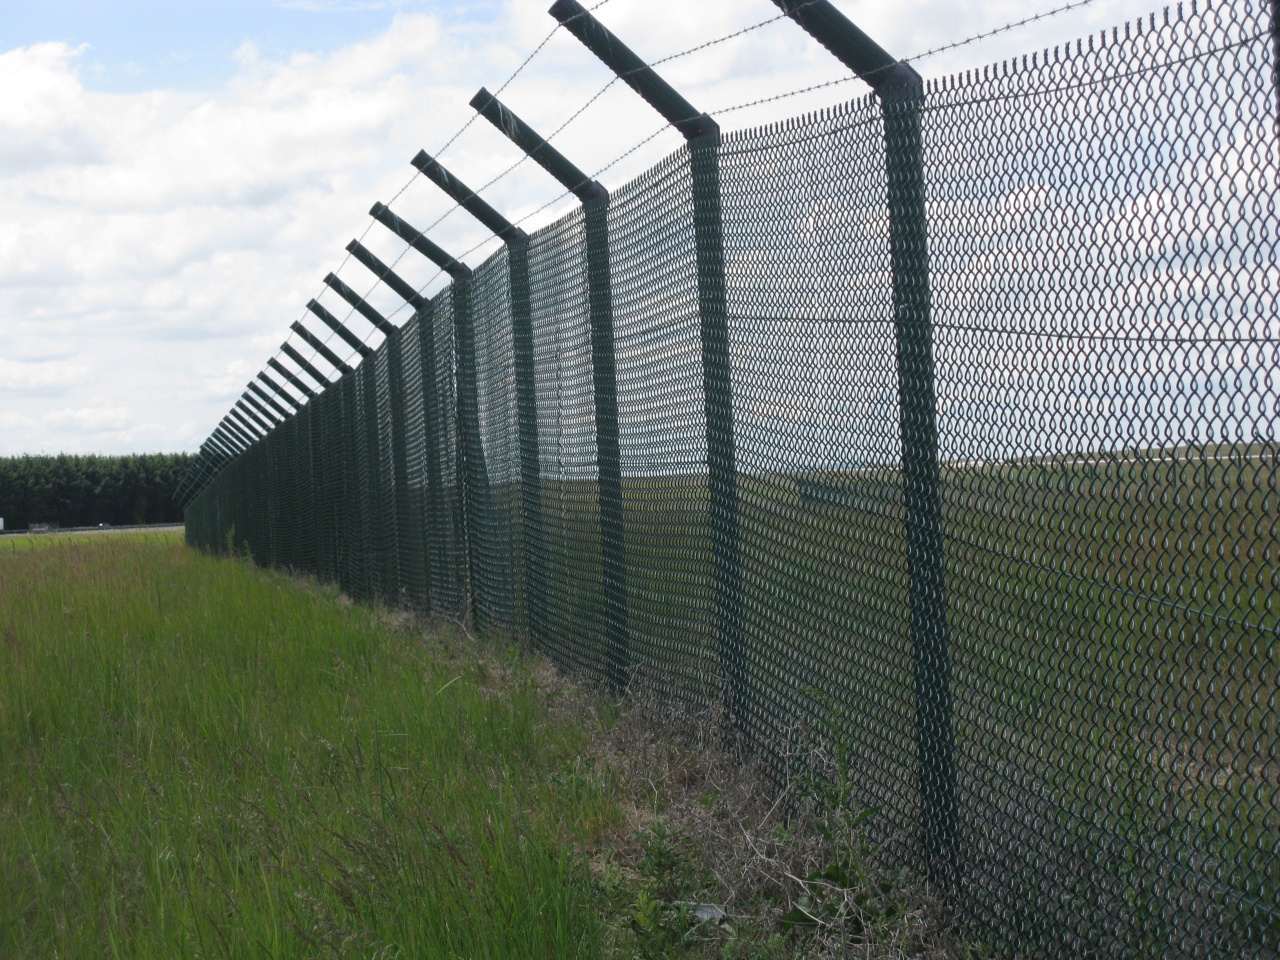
xmin=342 ymin=600 xmax=972 ymax=958
xmin=578 ymin=685 xmax=966 ymax=959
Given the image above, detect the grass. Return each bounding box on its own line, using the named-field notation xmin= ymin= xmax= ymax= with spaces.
xmin=0 ymin=532 xmax=964 ymax=959
xmin=0 ymin=534 xmax=616 ymax=957
xmin=0 ymin=527 xmax=184 ymax=554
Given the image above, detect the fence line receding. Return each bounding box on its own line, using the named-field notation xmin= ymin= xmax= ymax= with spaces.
xmin=182 ymin=2 xmax=1280 ymax=956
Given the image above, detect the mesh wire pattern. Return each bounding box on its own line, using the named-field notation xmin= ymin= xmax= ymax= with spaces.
xmin=185 ymin=3 xmax=1279 ymax=955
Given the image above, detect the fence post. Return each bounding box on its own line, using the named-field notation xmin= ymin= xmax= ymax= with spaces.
xmin=360 ymin=356 xmax=394 ymax=602
xmin=411 ymin=304 xmax=438 ymax=613
xmin=583 ymin=198 xmax=630 ymax=691
xmin=469 ymin=86 xmax=631 ymax=690
xmin=549 ymin=0 xmax=745 ymax=715
xmin=385 ymin=325 xmax=419 ymax=610
xmin=770 ymin=0 xmax=958 ymax=892
xmin=509 ymin=245 xmax=544 ymax=646
xmin=368 ymin=202 xmax=480 ymax=625
xmin=410 ymin=150 xmax=544 ymax=647
xmin=339 ymin=239 xmax=431 ymax=610
xmin=452 ymin=277 xmax=488 ymax=628
xmin=687 ymin=131 xmax=743 ymax=720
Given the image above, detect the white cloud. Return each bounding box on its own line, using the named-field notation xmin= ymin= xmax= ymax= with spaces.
xmin=0 ymin=358 xmax=93 ymax=393
xmin=43 ymin=406 xmax=132 ymax=432
xmin=0 ymin=0 xmax=1185 ymax=457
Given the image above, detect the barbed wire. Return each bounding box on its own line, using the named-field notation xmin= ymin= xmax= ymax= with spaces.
xmin=230 ymin=0 xmax=813 ymax=429
xmin=711 ymin=0 xmax=1103 ymax=116
xmin=251 ymin=0 xmax=625 ymax=428
xmin=190 ymin=0 xmax=1115 ymax=491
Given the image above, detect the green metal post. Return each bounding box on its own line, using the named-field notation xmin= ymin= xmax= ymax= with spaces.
xmin=549 ymin=0 xmax=742 ymax=712
xmin=410 ymin=150 xmax=542 ymax=645
xmin=470 ymin=86 xmax=629 ymax=689
xmin=367 ymin=202 xmax=475 ymax=622
xmin=452 ymin=278 xmax=486 ymax=629
xmin=688 ymin=132 xmax=745 ymax=720
xmin=584 ymin=198 xmax=629 ymax=692
xmin=508 ymin=242 xmax=547 ymax=647
xmin=415 ymin=304 xmax=440 ymax=613
xmin=339 ymin=376 xmax=361 ymax=599
xmin=387 ymin=327 xmax=421 ymax=608
xmin=1272 ymin=0 xmax=1280 ymax=134
xmin=770 ymin=0 xmax=958 ymax=891
xmin=360 ymin=356 xmax=392 ymax=602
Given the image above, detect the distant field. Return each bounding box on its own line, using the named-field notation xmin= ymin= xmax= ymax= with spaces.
xmin=0 ymin=526 xmax=184 ymax=553
xmin=517 ymin=444 xmax=1278 ymax=953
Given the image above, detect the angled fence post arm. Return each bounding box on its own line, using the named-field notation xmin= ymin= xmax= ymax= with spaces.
xmin=771 ymin=0 xmax=957 ymax=892
xmin=470 ymin=86 xmax=630 ymax=691
xmin=368 ymin=203 xmax=472 ymax=280
xmin=222 ymin=422 xmax=257 ymax=459
xmin=306 ymin=300 xmax=373 ymax=359
xmin=228 ymin=407 xmax=265 ymax=442
xmin=193 ymin=444 xmax=219 ymax=471
xmin=324 ymin=272 xmax=397 ymax=337
xmin=183 ymin=455 xmax=215 ymax=495
xmin=410 ymin=151 xmax=543 ymax=646
xmin=290 ymin=322 xmax=355 ymax=376
xmin=192 ymin=450 xmax=215 ymax=477
xmin=267 ymin=357 xmax=318 ymax=401
xmin=345 ymin=239 xmax=428 ymax=313
xmin=182 ymin=449 xmax=218 ymax=498
xmin=549 ymin=0 xmax=744 ymax=719
xmin=410 ymin=152 xmax=528 ymax=244
xmin=248 ymin=380 xmax=293 ymax=420
xmin=209 ymin=430 xmax=241 ymax=457
xmin=210 ymin=429 xmax=240 ymax=457
xmin=199 ymin=446 xmax=224 ymax=475
xmin=257 ymin=371 xmax=303 ymax=409
xmin=282 ymin=338 xmax=342 ymax=383
xmin=194 ymin=444 xmax=231 ymax=493
xmin=469 ymin=88 xmax=608 ymax=203
xmin=223 ymin=420 xmax=254 ymax=448
xmin=236 ymin=409 xmax=273 ymax=440
xmin=234 ymin=401 xmax=272 ymax=435
xmin=240 ymin=394 xmax=280 ymax=429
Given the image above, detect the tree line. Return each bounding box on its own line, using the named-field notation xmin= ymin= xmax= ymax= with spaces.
xmin=0 ymin=454 xmax=195 ymax=531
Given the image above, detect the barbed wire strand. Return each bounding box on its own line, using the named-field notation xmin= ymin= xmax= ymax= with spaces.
xmin=326 ymin=0 xmax=1109 ymax=364
xmin=180 ymin=0 xmax=625 ymax=494
xmin=191 ymin=0 xmax=1109 ymax=488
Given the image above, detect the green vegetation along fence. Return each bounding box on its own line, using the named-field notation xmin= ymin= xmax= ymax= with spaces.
xmin=185 ymin=2 xmax=1279 ymax=955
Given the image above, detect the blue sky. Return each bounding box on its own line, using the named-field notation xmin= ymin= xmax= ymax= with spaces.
xmin=0 ymin=1 xmax=500 ymax=91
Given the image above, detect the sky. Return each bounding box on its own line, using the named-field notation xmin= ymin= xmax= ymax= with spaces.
xmin=0 ymin=0 xmax=1172 ymax=456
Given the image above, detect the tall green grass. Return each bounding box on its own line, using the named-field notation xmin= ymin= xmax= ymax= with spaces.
xmin=0 ymin=536 xmax=618 ymax=958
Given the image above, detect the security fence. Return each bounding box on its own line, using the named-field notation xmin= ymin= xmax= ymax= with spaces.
xmin=184 ymin=1 xmax=1279 ymax=956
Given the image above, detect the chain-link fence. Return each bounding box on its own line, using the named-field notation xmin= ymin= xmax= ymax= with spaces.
xmin=185 ymin=2 xmax=1279 ymax=955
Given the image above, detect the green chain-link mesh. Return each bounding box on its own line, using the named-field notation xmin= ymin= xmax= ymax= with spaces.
xmin=185 ymin=3 xmax=1280 ymax=954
